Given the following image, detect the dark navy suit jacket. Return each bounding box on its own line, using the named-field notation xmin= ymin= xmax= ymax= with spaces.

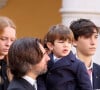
xmin=93 ymin=63 xmax=100 ymax=89
xmin=37 ymin=51 xmax=92 ymax=90
xmin=7 ymin=78 xmax=35 ymax=90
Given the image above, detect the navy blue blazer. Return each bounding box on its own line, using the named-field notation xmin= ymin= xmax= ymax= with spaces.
xmin=7 ymin=78 xmax=35 ymax=90
xmin=37 ymin=51 xmax=92 ymax=90
xmin=93 ymin=63 xmax=100 ymax=89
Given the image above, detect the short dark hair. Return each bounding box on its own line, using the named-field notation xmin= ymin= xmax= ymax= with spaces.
xmin=70 ymin=19 xmax=99 ymax=40
xmin=8 ymin=37 xmax=43 ymax=78
xmin=44 ymin=24 xmax=73 ymax=45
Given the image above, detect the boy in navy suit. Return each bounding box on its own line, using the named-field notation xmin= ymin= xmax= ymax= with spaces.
xmin=70 ymin=18 xmax=100 ymax=89
xmin=37 ymin=24 xmax=92 ymax=90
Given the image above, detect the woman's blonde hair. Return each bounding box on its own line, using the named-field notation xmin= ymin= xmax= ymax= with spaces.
xmin=0 ymin=16 xmax=16 ymax=34
xmin=0 ymin=16 xmax=16 ymax=81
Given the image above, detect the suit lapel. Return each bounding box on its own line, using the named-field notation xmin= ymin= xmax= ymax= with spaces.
xmin=48 ymin=51 xmax=75 ymax=70
xmin=93 ymin=63 xmax=100 ymax=88
xmin=17 ymin=78 xmax=35 ymax=90
xmin=93 ymin=63 xmax=100 ymax=80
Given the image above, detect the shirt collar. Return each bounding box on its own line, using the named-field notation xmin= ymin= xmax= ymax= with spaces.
xmin=75 ymin=54 xmax=93 ymax=70
xmin=53 ymin=55 xmax=62 ymax=62
xmin=22 ymin=75 xmax=36 ymax=86
xmin=87 ymin=60 xmax=93 ymax=70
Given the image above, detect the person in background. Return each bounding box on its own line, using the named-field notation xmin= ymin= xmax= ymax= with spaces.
xmin=70 ymin=18 xmax=100 ymax=89
xmin=7 ymin=37 xmax=50 ymax=90
xmin=37 ymin=24 xmax=92 ymax=90
xmin=0 ymin=16 xmax=16 ymax=90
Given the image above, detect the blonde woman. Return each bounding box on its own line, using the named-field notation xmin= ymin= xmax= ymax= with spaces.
xmin=0 ymin=16 xmax=16 ymax=90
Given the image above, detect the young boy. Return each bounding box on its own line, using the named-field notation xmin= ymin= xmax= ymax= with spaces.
xmin=37 ymin=24 xmax=92 ymax=90
xmin=70 ymin=18 xmax=100 ymax=89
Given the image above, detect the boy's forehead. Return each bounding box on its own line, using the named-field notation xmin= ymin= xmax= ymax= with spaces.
xmin=79 ymin=28 xmax=98 ymax=35
xmin=54 ymin=38 xmax=72 ymax=42
xmin=79 ymin=31 xmax=98 ymax=38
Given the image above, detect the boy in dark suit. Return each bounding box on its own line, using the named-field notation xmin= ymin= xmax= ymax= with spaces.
xmin=7 ymin=38 xmax=50 ymax=90
xmin=37 ymin=24 xmax=92 ymax=90
xmin=70 ymin=18 xmax=100 ymax=89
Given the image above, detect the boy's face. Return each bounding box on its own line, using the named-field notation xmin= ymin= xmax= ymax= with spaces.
xmin=48 ymin=39 xmax=72 ymax=58
xmin=74 ymin=29 xmax=98 ymax=56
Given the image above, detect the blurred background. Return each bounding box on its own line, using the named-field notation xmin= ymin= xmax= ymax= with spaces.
xmin=0 ymin=0 xmax=61 ymax=38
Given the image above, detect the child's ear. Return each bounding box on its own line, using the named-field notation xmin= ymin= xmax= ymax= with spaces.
xmin=47 ymin=42 xmax=53 ymax=50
